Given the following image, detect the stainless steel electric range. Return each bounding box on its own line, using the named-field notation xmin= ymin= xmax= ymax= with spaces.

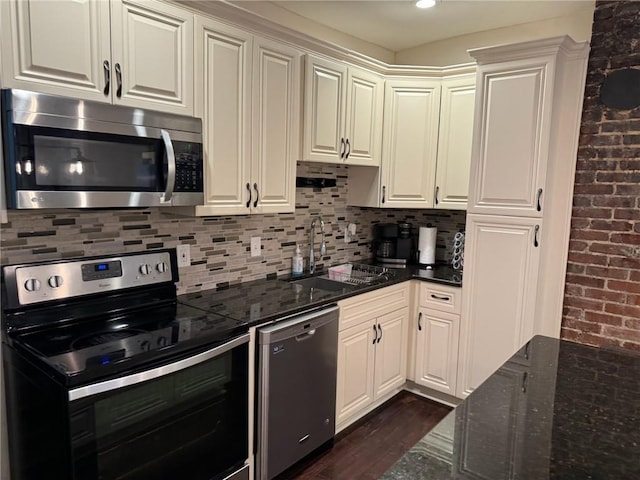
xmin=1 ymin=249 xmax=249 ymax=480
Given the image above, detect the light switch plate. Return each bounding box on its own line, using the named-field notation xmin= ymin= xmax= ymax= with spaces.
xmin=251 ymin=237 xmax=261 ymax=257
xmin=177 ymin=244 xmax=191 ymax=267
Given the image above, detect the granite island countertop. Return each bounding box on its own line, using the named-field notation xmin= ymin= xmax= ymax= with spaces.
xmin=178 ymin=262 xmax=461 ymax=327
xmin=381 ymin=335 xmax=640 ymax=480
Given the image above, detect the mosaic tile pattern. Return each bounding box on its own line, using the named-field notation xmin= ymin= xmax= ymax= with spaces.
xmin=0 ymin=163 xmax=466 ymax=294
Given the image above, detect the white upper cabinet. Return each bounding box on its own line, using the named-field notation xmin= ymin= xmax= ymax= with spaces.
xmin=379 ymin=78 xmax=441 ymax=208
xmin=434 ymin=74 xmax=475 ymax=210
xmin=109 ymin=0 xmax=194 ymax=114
xmin=1 ymin=0 xmax=194 ymax=115
xmin=194 ymin=17 xmax=300 ymax=216
xmin=195 ymin=18 xmax=252 ymax=215
xmin=468 ymin=58 xmax=552 ymax=217
xmin=250 ymin=36 xmax=300 ymax=214
xmin=303 ymin=54 xmax=383 ymax=166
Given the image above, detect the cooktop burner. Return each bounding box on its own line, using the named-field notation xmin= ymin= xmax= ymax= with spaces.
xmin=10 ymin=301 xmax=247 ymax=385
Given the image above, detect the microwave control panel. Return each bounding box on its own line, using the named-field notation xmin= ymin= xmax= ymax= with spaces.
xmin=174 ymin=142 xmax=203 ymax=193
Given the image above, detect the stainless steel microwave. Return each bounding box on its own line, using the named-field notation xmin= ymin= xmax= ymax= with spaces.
xmin=1 ymin=89 xmax=203 ymax=209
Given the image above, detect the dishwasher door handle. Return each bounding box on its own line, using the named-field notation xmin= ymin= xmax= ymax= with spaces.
xmin=295 ymin=329 xmax=316 ymax=341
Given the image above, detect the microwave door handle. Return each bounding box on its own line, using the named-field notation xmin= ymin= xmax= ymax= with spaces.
xmin=160 ymin=129 xmax=176 ymax=203
xmin=68 ymin=333 xmax=249 ymax=401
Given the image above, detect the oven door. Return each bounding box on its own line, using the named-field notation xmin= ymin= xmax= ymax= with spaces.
xmin=4 ymin=123 xmax=203 ymax=209
xmin=68 ymin=333 xmax=248 ymax=480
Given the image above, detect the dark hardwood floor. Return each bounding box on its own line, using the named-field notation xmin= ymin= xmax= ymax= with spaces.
xmin=276 ymin=391 xmax=452 ymax=480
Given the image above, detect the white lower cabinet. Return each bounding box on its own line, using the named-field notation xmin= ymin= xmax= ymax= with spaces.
xmin=457 ymin=214 xmax=541 ymax=398
xmin=413 ymin=282 xmax=462 ymax=397
xmin=335 ymin=283 xmax=409 ymax=432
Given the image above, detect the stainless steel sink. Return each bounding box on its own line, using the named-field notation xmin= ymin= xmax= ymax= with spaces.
xmin=285 ymin=263 xmax=395 ymax=292
xmin=287 ymin=276 xmax=348 ymax=292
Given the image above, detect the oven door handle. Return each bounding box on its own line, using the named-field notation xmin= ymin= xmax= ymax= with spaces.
xmin=160 ymin=129 xmax=176 ymax=204
xmin=68 ymin=333 xmax=249 ymax=401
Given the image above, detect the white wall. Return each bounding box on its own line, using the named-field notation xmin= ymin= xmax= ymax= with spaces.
xmin=209 ymin=1 xmax=395 ymax=64
xmin=395 ymin=8 xmax=595 ymax=66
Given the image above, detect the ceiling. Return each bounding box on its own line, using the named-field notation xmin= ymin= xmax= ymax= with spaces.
xmin=237 ymin=0 xmax=594 ymax=52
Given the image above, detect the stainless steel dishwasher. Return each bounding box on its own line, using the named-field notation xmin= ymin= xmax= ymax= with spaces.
xmin=256 ymin=304 xmax=339 ymax=480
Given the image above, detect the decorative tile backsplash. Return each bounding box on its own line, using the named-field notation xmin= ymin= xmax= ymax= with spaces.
xmin=0 ymin=163 xmax=466 ymax=294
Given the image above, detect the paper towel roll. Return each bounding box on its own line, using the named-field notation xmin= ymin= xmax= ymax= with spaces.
xmin=418 ymin=226 xmax=437 ymax=265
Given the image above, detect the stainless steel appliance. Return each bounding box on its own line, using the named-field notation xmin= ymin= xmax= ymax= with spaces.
xmin=373 ymin=222 xmax=416 ymax=265
xmin=1 ymin=249 xmax=249 ymax=480
xmin=256 ymin=305 xmax=339 ymax=480
xmin=1 ymin=89 xmax=203 ymax=209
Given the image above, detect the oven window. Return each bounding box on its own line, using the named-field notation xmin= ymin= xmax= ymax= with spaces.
xmin=13 ymin=126 xmax=164 ymax=191
xmin=71 ymin=342 xmax=248 ymax=480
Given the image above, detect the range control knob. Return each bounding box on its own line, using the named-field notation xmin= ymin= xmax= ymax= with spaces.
xmin=48 ymin=275 xmax=63 ymax=288
xmin=140 ymin=340 xmax=151 ymax=352
xmin=139 ymin=264 xmax=151 ymax=275
xmin=24 ymin=278 xmax=41 ymax=292
xmin=156 ymin=262 xmax=167 ymax=273
xmin=157 ymin=336 xmax=168 ymax=348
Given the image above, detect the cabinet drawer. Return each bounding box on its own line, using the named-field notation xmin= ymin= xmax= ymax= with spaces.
xmin=419 ymin=282 xmax=462 ymax=314
xmin=338 ymin=282 xmax=409 ymax=331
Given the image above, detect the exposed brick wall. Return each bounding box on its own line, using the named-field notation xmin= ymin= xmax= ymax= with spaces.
xmin=562 ymin=1 xmax=640 ymax=351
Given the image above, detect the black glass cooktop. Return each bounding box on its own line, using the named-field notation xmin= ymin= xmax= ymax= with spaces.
xmin=7 ymin=300 xmax=247 ymax=387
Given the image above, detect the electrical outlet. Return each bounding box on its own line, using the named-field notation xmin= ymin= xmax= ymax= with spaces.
xmin=177 ymin=244 xmax=191 ymax=267
xmin=251 ymin=237 xmax=261 ymax=257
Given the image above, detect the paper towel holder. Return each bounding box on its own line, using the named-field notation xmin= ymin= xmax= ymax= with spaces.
xmin=418 ymin=224 xmax=437 ymax=268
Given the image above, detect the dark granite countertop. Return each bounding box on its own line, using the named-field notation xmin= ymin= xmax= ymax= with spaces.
xmin=178 ymin=262 xmax=462 ymax=327
xmin=382 ymin=335 xmax=640 ymax=480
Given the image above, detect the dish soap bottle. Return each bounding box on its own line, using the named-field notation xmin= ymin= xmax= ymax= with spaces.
xmin=292 ymin=244 xmax=304 ymax=276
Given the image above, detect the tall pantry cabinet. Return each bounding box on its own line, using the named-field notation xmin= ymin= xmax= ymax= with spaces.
xmin=457 ymin=36 xmax=589 ymax=397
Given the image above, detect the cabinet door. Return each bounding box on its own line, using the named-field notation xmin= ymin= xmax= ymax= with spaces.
xmin=0 ymin=0 xmax=111 ymax=102
xmin=336 ymin=321 xmax=376 ymax=427
xmin=468 ymin=58 xmax=554 ymax=216
xmin=343 ymin=67 xmax=383 ymax=166
xmin=110 ymin=0 xmax=194 ymax=115
xmin=415 ymin=309 xmax=459 ymax=395
xmin=381 ymin=79 xmax=441 ymax=208
xmin=251 ymin=37 xmax=300 ymax=214
xmin=435 ymin=75 xmax=475 ymax=210
xmin=457 ymin=214 xmax=541 ymax=398
xmin=194 ymin=18 xmax=252 ymax=216
xmin=373 ymin=307 xmax=408 ymax=399
xmin=302 ymin=55 xmax=347 ymax=163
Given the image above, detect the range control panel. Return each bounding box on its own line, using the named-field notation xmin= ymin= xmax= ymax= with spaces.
xmin=7 ymin=251 xmax=176 ymax=307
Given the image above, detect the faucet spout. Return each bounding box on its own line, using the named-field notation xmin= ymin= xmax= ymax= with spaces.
xmin=309 ymin=215 xmax=326 ymax=274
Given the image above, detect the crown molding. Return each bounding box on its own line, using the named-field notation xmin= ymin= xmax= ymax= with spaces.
xmin=175 ymin=0 xmax=476 ymax=77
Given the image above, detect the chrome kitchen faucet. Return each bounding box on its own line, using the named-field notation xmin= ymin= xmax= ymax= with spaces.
xmin=309 ymin=215 xmax=326 ymax=274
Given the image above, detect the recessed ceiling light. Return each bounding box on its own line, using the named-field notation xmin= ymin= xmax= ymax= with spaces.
xmin=416 ymin=0 xmax=436 ymax=9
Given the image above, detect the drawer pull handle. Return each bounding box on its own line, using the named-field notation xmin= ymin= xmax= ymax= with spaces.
xmin=434 ymin=185 xmax=439 ymax=205
xmin=418 ymin=312 xmax=422 ymax=331
xmin=534 ymin=225 xmax=540 ymax=248
xmin=377 ymin=324 xmax=382 ymax=344
xmin=372 ymin=325 xmax=377 ymax=344
xmin=381 ymin=185 xmax=386 ymax=204
xmin=430 ymin=294 xmax=451 ymax=301
xmin=299 ymin=434 xmax=310 ymax=444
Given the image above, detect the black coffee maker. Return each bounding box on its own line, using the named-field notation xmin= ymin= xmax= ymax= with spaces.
xmin=373 ymin=222 xmax=415 ymax=265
